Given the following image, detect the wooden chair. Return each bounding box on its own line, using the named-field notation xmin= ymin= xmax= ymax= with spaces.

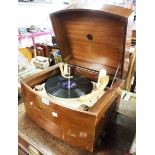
xmin=35 ymin=43 xmax=49 ymax=57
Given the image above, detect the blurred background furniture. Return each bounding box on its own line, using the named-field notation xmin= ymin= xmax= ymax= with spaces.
xmin=18 ymin=31 xmax=53 ymax=48
xmin=124 ymin=51 xmax=136 ymax=92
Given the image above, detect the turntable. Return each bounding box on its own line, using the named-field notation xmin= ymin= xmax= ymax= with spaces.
xmin=20 ymin=3 xmax=134 ymax=152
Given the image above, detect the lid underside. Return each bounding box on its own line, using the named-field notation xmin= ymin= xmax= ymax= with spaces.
xmin=50 ymin=5 xmax=133 ymax=78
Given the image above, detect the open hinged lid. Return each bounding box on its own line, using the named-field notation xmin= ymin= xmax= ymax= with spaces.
xmin=50 ymin=3 xmax=134 ymax=78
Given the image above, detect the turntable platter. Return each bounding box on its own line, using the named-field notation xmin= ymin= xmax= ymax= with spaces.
xmin=45 ymin=75 xmax=93 ymax=98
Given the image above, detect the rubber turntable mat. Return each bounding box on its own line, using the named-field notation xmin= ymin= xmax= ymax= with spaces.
xmin=45 ymin=75 xmax=93 ymax=98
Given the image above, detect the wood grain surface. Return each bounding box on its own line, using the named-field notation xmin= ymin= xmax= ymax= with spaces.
xmin=50 ymin=3 xmax=134 ymax=78
xmin=19 ymin=102 xmax=135 ymax=155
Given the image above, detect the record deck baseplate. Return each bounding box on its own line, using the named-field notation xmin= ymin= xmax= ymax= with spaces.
xmin=33 ymin=63 xmax=108 ymax=110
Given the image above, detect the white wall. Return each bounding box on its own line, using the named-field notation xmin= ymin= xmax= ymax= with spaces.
xmin=18 ymin=2 xmax=66 ymax=28
xmin=18 ymin=0 xmax=126 ymax=28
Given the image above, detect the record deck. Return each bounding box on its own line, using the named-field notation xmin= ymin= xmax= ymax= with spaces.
xmin=20 ymin=3 xmax=134 ymax=152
